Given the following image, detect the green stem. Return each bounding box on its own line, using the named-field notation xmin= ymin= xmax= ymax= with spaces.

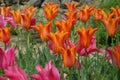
xmin=85 ymin=48 xmax=88 ymax=80
xmin=117 ymin=68 xmax=120 ymax=80
xmin=52 ymin=19 xmax=56 ymax=33
xmin=77 ymin=55 xmax=81 ymax=79
xmin=69 ymin=68 xmax=72 ymax=80
xmin=27 ymin=31 xmax=30 ymax=49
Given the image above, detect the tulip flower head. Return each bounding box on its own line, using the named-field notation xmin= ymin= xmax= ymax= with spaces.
xmin=77 ymin=36 xmax=104 ymax=56
xmin=0 ymin=15 xmax=6 ymax=28
xmin=21 ymin=13 xmax=36 ymax=30
xmin=77 ymin=26 xmax=98 ymax=48
xmin=0 ymin=6 xmax=11 ymax=17
xmin=48 ymin=31 xmax=69 ymax=54
xmin=101 ymin=11 xmax=120 ymax=36
xmin=31 ymin=60 xmax=60 ymax=80
xmin=65 ymin=2 xmax=79 ymax=12
xmin=79 ymin=5 xmax=95 ymax=23
xmin=0 ymin=27 xmax=11 ymax=46
xmin=60 ymin=46 xmax=77 ymax=68
xmin=2 ymin=65 xmax=27 ymax=80
xmin=55 ymin=19 xmax=74 ymax=33
xmin=110 ymin=6 xmax=120 ymax=17
xmin=10 ymin=10 xmax=22 ymax=26
xmin=93 ymin=8 xmax=104 ymax=21
xmin=64 ymin=10 xmax=78 ymax=25
xmin=0 ymin=48 xmax=17 ymax=70
xmin=106 ymin=45 xmax=120 ymax=68
xmin=32 ymin=22 xmax=52 ymax=41
xmin=43 ymin=2 xmax=59 ymax=21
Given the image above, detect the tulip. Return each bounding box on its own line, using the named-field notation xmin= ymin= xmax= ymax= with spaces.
xmin=10 ymin=10 xmax=22 ymax=26
xmin=0 ymin=15 xmax=6 ymax=28
xmin=30 ymin=60 xmax=60 ymax=80
xmin=77 ymin=36 xmax=104 ymax=56
xmin=21 ymin=13 xmax=36 ymax=30
xmin=106 ymin=45 xmax=120 ymax=68
xmin=110 ymin=6 xmax=120 ymax=17
xmin=32 ymin=22 xmax=52 ymax=41
xmin=55 ymin=19 xmax=74 ymax=33
xmin=79 ymin=5 xmax=95 ymax=23
xmin=65 ymin=2 xmax=79 ymax=12
xmin=60 ymin=46 xmax=77 ymax=68
xmin=101 ymin=12 xmax=120 ymax=36
xmin=0 ymin=48 xmax=17 ymax=70
xmin=64 ymin=10 xmax=78 ymax=25
xmin=2 ymin=65 xmax=27 ymax=80
xmin=22 ymin=6 xmax=37 ymax=15
xmin=0 ymin=15 xmax=16 ymax=28
xmin=43 ymin=2 xmax=59 ymax=21
xmin=48 ymin=31 xmax=69 ymax=54
xmin=0 ymin=6 xmax=11 ymax=17
xmin=0 ymin=76 xmax=5 ymax=80
xmin=93 ymin=8 xmax=104 ymax=21
xmin=0 ymin=27 xmax=11 ymax=46
xmin=77 ymin=26 xmax=98 ymax=48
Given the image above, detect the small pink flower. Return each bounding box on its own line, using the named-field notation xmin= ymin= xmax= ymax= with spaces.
xmin=31 ymin=60 xmax=60 ymax=80
xmin=77 ymin=36 xmax=104 ymax=56
xmin=2 ymin=65 xmax=27 ymax=80
xmin=0 ymin=48 xmax=17 ymax=70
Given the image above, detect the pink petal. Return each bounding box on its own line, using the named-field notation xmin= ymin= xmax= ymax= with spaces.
xmin=0 ymin=15 xmax=6 ymax=28
xmin=5 ymin=17 xmax=17 ymax=27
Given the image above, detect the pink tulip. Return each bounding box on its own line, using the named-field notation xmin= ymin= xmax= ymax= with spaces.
xmin=0 ymin=15 xmax=6 ymax=28
xmin=30 ymin=60 xmax=60 ymax=80
xmin=0 ymin=15 xmax=16 ymax=28
xmin=0 ymin=48 xmax=17 ymax=70
xmin=2 ymin=65 xmax=27 ymax=80
xmin=77 ymin=36 xmax=104 ymax=56
xmin=0 ymin=76 xmax=5 ymax=80
xmin=5 ymin=17 xmax=17 ymax=27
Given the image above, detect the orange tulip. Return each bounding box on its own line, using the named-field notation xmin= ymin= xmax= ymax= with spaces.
xmin=32 ymin=22 xmax=52 ymax=41
xmin=64 ymin=10 xmax=78 ymax=25
xmin=21 ymin=12 xmax=36 ymax=30
xmin=79 ymin=5 xmax=95 ymax=23
xmin=10 ymin=10 xmax=22 ymax=25
xmin=55 ymin=19 xmax=74 ymax=33
xmin=93 ymin=8 xmax=104 ymax=21
xmin=101 ymin=12 xmax=120 ymax=36
xmin=65 ymin=2 xmax=79 ymax=12
xmin=110 ymin=6 xmax=120 ymax=17
xmin=77 ymin=27 xmax=98 ymax=48
xmin=60 ymin=46 xmax=76 ymax=67
xmin=0 ymin=6 xmax=11 ymax=17
xmin=43 ymin=2 xmax=59 ymax=21
xmin=0 ymin=27 xmax=11 ymax=45
xmin=48 ymin=31 xmax=69 ymax=54
xmin=22 ymin=6 xmax=37 ymax=16
xmin=107 ymin=45 xmax=120 ymax=67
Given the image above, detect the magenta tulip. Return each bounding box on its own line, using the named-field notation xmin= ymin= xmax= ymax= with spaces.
xmin=30 ymin=60 xmax=60 ymax=80
xmin=0 ymin=48 xmax=17 ymax=70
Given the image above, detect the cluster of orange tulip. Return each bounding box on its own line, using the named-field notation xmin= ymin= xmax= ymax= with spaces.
xmin=0 ymin=1 xmax=120 ymax=70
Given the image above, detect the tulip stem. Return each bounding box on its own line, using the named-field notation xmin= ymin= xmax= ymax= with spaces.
xmin=27 ymin=31 xmax=30 ymax=49
xmin=69 ymin=68 xmax=72 ymax=80
xmin=4 ymin=45 xmax=7 ymax=50
xmin=117 ymin=68 xmax=120 ymax=79
xmin=85 ymin=48 xmax=88 ymax=80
